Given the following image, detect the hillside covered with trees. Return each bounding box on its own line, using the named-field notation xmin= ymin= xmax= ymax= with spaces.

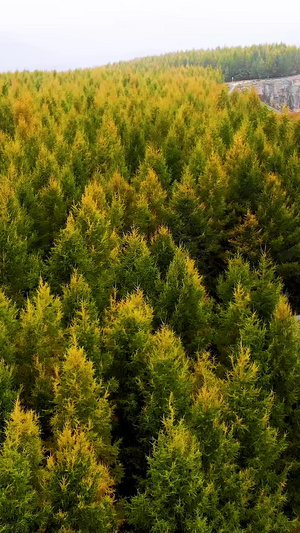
xmin=129 ymin=43 xmax=300 ymax=81
xmin=1 ymin=44 xmax=300 ymax=532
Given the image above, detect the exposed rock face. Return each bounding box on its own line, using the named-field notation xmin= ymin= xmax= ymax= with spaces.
xmin=228 ymin=75 xmax=300 ymax=112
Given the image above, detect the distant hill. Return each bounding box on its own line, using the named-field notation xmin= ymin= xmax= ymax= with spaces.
xmin=127 ymin=43 xmax=300 ymax=82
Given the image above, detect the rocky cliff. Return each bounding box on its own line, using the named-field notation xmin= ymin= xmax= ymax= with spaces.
xmin=228 ymin=75 xmax=300 ymax=112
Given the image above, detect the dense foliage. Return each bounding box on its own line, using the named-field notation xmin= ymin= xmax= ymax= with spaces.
xmin=1 ymin=44 xmax=300 ymax=531
xmin=129 ymin=43 xmax=300 ymax=80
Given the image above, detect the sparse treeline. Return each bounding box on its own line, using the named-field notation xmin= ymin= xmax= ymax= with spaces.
xmin=129 ymin=43 xmax=300 ymax=81
xmin=1 ymin=47 xmax=300 ymax=531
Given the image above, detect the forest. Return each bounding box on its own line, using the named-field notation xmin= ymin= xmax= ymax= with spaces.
xmin=1 ymin=44 xmax=300 ymax=532
xmin=129 ymin=43 xmax=300 ymax=81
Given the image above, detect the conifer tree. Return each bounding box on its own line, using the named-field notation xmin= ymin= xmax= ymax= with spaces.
xmin=138 ymin=143 xmax=171 ymax=190
xmin=138 ymin=326 xmax=192 ymax=444
xmin=71 ymin=129 xmax=92 ymax=190
xmin=102 ymin=290 xmax=153 ymax=490
xmin=223 ymin=348 xmax=292 ymax=531
xmin=164 ymin=126 xmax=183 ymax=182
xmin=0 ymin=401 xmax=43 ymax=533
xmin=226 ymin=127 xmax=263 ymax=211
xmin=256 ymin=173 xmax=300 ymax=310
xmin=168 ymin=171 xmax=209 ymax=260
xmin=61 ymin=269 xmax=96 ymax=326
xmin=52 ymin=344 xmax=118 ymax=469
xmin=69 ymin=302 xmax=103 ymax=373
xmin=228 ymin=210 xmax=264 ymax=264
xmin=48 ymin=182 xmax=119 ymax=314
xmin=266 ymin=296 xmax=300 ymax=430
xmin=95 ymin=116 xmax=128 ymax=178
xmin=217 ymin=254 xmax=282 ymax=323
xmin=33 ymin=176 xmax=67 ymax=254
xmin=198 ymin=152 xmax=228 ymax=223
xmin=128 ymin=412 xmax=212 ymax=532
xmin=132 ymin=168 xmax=167 ymax=236
xmin=168 ymin=168 xmax=223 ymax=282
xmin=16 ymin=280 xmax=65 ymax=433
xmin=188 ymin=139 xmax=207 ymax=181
xmin=150 ymin=226 xmax=177 ymax=280
xmin=266 ymin=297 xmax=300 ymax=509
xmin=104 ymin=172 xmax=135 ymax=232
xmin=115 ymin=230 xmax=160 ymax=301
xmin=61 ymin=270 xmax=104 ymax=371
xmin=157 ymin=248 xmax=212 ymax=354
xmin=102 ymin=290 xmax=153 ymax=417
xmin=0 ymin=182 xmax=41 ymax=303
xmin=44 ymin=426 xmax=117 ymax=532
xmin=125 ymin=123 xmax=145 ymax=176
xmin=190 ymin=349 xmax=294 ymax=532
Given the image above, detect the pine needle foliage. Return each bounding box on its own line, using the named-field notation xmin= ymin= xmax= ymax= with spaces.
xmin=1 ymin=44 xmax=300 ymax=528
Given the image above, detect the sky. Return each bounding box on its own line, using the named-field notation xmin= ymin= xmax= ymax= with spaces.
xmin=1 ymin=0 xmax=300 ymax=72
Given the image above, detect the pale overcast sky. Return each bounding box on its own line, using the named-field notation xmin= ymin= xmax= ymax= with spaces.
xmin=1 ymin=0 xmax=300 ymax=72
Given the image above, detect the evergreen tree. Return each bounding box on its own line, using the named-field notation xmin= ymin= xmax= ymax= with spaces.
xmin=0 ymin=401 xmax=43 ymax=533
xmin=223 ymin=347 xmax=292 ymax=531
xmin=132 ymin=168 xmax=167 ymax=237
xmin=138 ymin=326 xmax=192 ymax=444
xmin=190 ymin=349 xmax=294 ymax=532
xmin=138 ymin=143 xmax=171 ymax=190
xmin=16 ymin=280 xmax=65 ymax=434
xmin=115 ymin=230 xmax=160 ymax=301
xmin=33 ymin=176 xmax=67 ymax=254
xmin=44 ymin=426 xmax=117 ymax=532
xmin=48 ymin=182 xmax=119 ymax=314
xmin=128 ymin=411 xmax=212 ymax=532
xmin=228 ymin=211 xmax=264 ymax=264
xmin=150 ymin=226 xmax=177 ymax=280
xmin=52 ymin=344 xmax=118 ymax=469
xmin=0 ymin=182 xmax=41 ymax=303
xmin=104 ymin=171 xmax=135 ymax=233
xmin=102 ymin=290 xmax=153 ymax=417
xmin=102 ymin=291 xmax=153 ymax=492
xmin=61 ymin=269 xmax=96 ymax=327
xmin=69 ymin=302 xmax=103 ymax=373
xmin=157 ymin=248 xmax=212 ymax=354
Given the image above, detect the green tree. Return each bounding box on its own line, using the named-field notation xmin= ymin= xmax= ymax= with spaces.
xmin=61 ymin=269 xmax=96 ymax=327
xmin=52 ymin=344 xmax=119 ymax=470
xmin=16 ymin=280 xmax=65 ymax=433
xmin=138 ymin=143 xmax=171 ymax=190
xmin=43 ymin=426 xmax=117 ymax=532
xmin=0 ymin=401 xmax=43 ymax=533
xmin=0 ymin=182 xmax=40 ymax=303
xmin=132 ymin=168 xmax=167 ymax=237
xmin=223 ymin=348 xmax=292 ymax=532
xmin=102 ymin=291 xmax=153 ymax=492
xmin=190 ymin=349 xmax=294 ymax=532
xmin=115 ymin=230 xmax=160 ymax=301
xmin=128 ymin=411 xmax=212 ymax=532
xmin=157 ymin=248 xmax=212 ymax=354
xmin=168 ymin=169 xmax=223 ymax=283
xmin=138 ymin=326 xmax=192 ymax=444
xmin=48 ymin=182 xmax=118 ymax=314
xmin=150 ymin=226 xmax=177 ymax=280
